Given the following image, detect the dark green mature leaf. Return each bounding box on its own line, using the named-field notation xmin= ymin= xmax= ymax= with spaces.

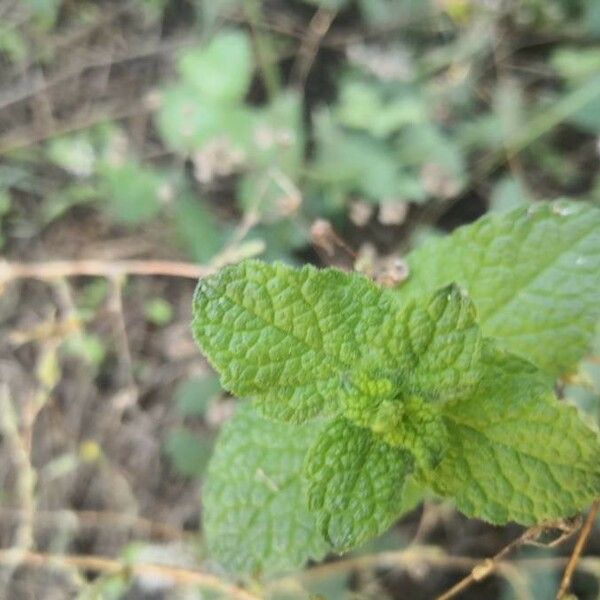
xmin=304 ymin=418 xmax=413 ymax=550
xmin=400 ymin=200 xmax=600 ymax=376
xmin=426 ymin=342 xmax=600 ymax=524
xmin=193 ymin=260 xmax=390 ymax=422
xmin=194 ymin=229 xmax=600 ymax=570
xmin=203 ymin=404 xmax=329 ymax=574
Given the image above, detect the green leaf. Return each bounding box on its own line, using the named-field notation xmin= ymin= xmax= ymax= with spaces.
xmin=400 ymin=201 xmax=600 ymax=376
xmin=23 ymin=0 xmax=61 ymax=28
xmin=0 ymin=26 xmax=27 ymax=62
xmin=165 ymin=429 xmax=212 ymax=477
xmin=335 ymin=80 xmax=426 ymax=138
xmin=339 ymin=285 xmax=481 ymax=468
xmin=193 ymin=262 xmax=480 ymax=425
xmin=47 ymin=135 xmax=96 ymax=177
xmin=175 ymin=375 xmax=221 ymax=417
xmin=195 ymin=256 xmax=600 ymax=567
xmin=144 ymin=298 xmax=173 ymax=326
xmin=155 ymin=32 xmax=255 ymax=155
xmin=250 ymin=91 xmax=304 ymax=174
xmin=552 ymin=47 xmax=600 ymax=82
xmin=304 ymin=418 xmax=413 ymax=550
xmin=99 ymin=161 xmax=165 ymax=224
xmin=177 ymin=32 xmax=252 ymax=102
xmin=310 ymin=111 xmax=425 ymax=204
xmin=396 ymin=123 xmax=466 ymax=199
xmin=174 ymin=195 xmax=225 ymax=262
xmin=203 ymin=404 xmax=329 ymax=574
xmin=193 ymin=260 xmax=394 ymax=422
xmin=426 ymin=342 xmax=600 ymax=524
xmin=156 ymin=85 xmax=254 ymax=153
xmin=489 ymin=176 xmax=531 ymax=214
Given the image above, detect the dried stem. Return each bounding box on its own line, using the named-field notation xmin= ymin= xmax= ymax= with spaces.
xmin=556 ymin=500 xmax=600 ymax=599
xmin=0 ymin=549 xmax=260 ymax=600
xmin=0 ymin=507 xmax=188 ymax=542
xmin=270 ymin=544 xmax=600 ymax=598
xmin=0 ymin=232 xmax=264 ymax=285
xmin=0 ymin=259 xmax=211 ymax=282
xmin=291 ymin=6 xmax=337 ymax=90
xmin=244 ymin=0 xmax=280 ymax=99
xmin=436 ymin=524 xmax=559 ymax=600
xmin=0 ymin=386 xmax=37 ymax=587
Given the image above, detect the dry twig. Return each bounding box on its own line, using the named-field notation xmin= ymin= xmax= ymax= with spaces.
xmin=0 ymin=549 xmax=260 ymax=600
xmin=0 ymin=507 xmax=187 ymax=542
xmin=436 ymin=520 xmax=580 ymax=600
xmin=0 ymin=386 xmax=37 ymax=588
xmin=291 ymin=6 xmax=337 ymax=90
xmin=556 ymin=500 xmax=600 ymax=599
xmin=0 ymin=259 xmax=211 ymax=282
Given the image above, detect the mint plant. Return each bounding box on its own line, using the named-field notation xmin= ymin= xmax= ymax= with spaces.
xmin=192 ymin=200 xmax=600 ymax=575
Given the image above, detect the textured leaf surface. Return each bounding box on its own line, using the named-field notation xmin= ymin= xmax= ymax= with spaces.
xmin=193 ymin=262 xmax=481 ymax=423
xmin=400 ymin=200 xmax=600 ymax=375
xmin=194 ymin=261 xmax=391 ymax=421
xmin=304 ymin=418 xmax=414 ymax=550
xmin=425 ymin=343 xmax=600 ymax=524
xmin=203 ymin=404 xmax=329 ymax=574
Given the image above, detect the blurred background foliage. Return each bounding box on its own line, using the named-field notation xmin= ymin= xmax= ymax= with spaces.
xmin=1 ymin=0 xmax=600 ymax=598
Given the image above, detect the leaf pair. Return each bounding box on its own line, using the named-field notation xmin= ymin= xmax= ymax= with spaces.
xmin=193 ymin=201 xmax=600 ymax=574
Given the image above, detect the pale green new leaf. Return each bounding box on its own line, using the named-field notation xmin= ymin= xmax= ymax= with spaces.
xmin=399 ymin=284 xmax=482 ymax=400
xmin=425 ymin=342 xmax=600 ymax=524
xmin=203 ymin=404 xmax=329 ymax=574
xmin=304 ymin=418 xmax=414 ymax=550
xmin=400 ymin=200 xmax=600 ymax=376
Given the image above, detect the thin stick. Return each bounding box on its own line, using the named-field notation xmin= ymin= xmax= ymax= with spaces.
xmin=0 ymin=103 xmax=150 ymax=154
xmin=436 ymin=525 xmax=546 ymax=600
xmin=301 ymin=545 xmax=477 ymax=581
xmin=291 ymin=6 xmax=337 ymax=90
xmin=271 ymin=550 xmax=600 ymax=594
xmin=0 ymin=37 xmax=191 ymax=114
xmin=243 ymin=0 xmax=280 ymax=99
xmin=0 ymin=549 xmax=260 ymax=600
xmin=556 ymin=500 xmax=600 ymax=599
xmin=0 ymin=507 xmax=187 ymax=542
xmin=0 ymin=259 xmax=211 ymax=282
xmin=270 ymin=548 xmax=600 ymax=599
xmin=0 ymin=233 xmax=265 ymax=284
